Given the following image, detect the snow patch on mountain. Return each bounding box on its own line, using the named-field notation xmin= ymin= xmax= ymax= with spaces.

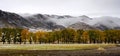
xmin=89 ymin=16 xmax=120 ymax=29
xmin=19 ymin=12 xmax=120 ymax=30
xmin=48 ymin=15 xmax=92 ymax=27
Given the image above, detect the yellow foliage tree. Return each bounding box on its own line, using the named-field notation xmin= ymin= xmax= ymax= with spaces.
xmin=82 ymin=31 xmax=89 ymax=43
xmin=35 ymin=31 xmax=46 ymax=43
xmin=21 ymin=29 xmax=29 ymax=44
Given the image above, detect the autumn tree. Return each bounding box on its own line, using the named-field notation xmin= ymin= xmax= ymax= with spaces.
xmin=75 ymin=30 xmax=84 ymax=43
xmin=104 ymin=30 xmax=116 ymax=43
xmin=53 ymin=31 xmax=62 ymax=43
xmin=1 ymin=28 xmax=7 ymax=44
xmin=21 ymin=29 xmax=29 ymax=44
xmin=0 ymin=29 xmax=2 ymax=42
xmin=99 ymin=31 xmax=106 ymax=43
xmin=45 ymin=32 xmax=53 ymax=43
xmin=35 ymin=31 xmax=46 ymax=44
xmin=82 ymin=31 xmax=89 ymax=43
xmin=116 ymin=30 xmax=120 ymax=43
xmin=28 ymin=32 xmax=34 ymax=44
xmin=6 ymin=28 xmax=12 ymax=44
xmin=61 ymin=29 xmax=77 ymax=43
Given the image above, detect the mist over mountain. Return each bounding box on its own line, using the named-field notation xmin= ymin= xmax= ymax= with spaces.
xmin=0 ymin=10 xmax=65 ymax=30
xmin=0 ymin=10 xmax=120 ymax=30
xmin=88 ymin=16 xmax=120 ymax=30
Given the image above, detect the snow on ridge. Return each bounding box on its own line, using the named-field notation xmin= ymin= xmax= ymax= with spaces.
xmin=20 ymin=13 xmax=120 ymax=29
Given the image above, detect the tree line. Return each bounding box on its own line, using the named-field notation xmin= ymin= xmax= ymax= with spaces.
xmin=0 ymin=28 xmax=120 ymax=44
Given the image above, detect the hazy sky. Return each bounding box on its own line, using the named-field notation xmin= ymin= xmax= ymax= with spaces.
xmin=0 ymin=0 xmax=120 ymax=17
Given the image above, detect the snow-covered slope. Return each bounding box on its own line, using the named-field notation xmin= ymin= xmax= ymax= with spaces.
xmin=1 ymin=9 xmax=120 ymax=30
xmin=87 ymin=16 xmax=120 ymax=30
xmin=48 ymin=15 xmax=92 ymax=27
xmin=21 ymin=13 xmax=120 ymax=30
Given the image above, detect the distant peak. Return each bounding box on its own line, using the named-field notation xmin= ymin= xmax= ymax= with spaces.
xmin=80 ymin=15 xmax=89 ymax=18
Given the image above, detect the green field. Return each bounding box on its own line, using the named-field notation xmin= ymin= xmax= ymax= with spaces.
xmin=0 ymin=44 xmax=118 ymax=50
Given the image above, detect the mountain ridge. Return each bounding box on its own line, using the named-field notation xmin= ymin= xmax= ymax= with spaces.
xmin=0 ymin=10 xmax=120 ymax=30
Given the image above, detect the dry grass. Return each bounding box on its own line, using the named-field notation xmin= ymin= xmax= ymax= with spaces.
xmin=0 ymin=44 xmax=118 ymax=50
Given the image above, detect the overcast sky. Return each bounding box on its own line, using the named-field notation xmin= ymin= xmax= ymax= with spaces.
xmin=0 ymin=0 xmax=120 ymax=17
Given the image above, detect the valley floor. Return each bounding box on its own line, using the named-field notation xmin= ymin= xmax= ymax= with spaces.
xmin=0 ymin=44 xmax=119 ymax=56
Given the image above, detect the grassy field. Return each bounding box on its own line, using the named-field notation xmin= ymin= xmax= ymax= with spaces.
xmin=0 ymin=44 xmax=118 ymax=50
xmin=0 ymin=44 xmax=119 ymax=56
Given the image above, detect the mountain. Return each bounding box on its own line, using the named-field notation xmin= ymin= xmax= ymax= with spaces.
xmin=0 ymin=9 xmax=120 ymax=30
xmin=47 ymin=15 xmax=92 ymax=27
xmin=0 ymin=10 xmax=65 ymax=30
xmin=22 ymin=14 xmax=95 ymax=30
xmin=0 ymin=10 xmax=32 ymax=28
xmin=89 ymin=16 xmax=120 ymax=30
xmin=68 ymin=22 xmax=98 ymax=30
xmin=47 ymin=15 xmax=120 ymax=30
xmin=22 ymin=14 xmax=65 ymax=29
